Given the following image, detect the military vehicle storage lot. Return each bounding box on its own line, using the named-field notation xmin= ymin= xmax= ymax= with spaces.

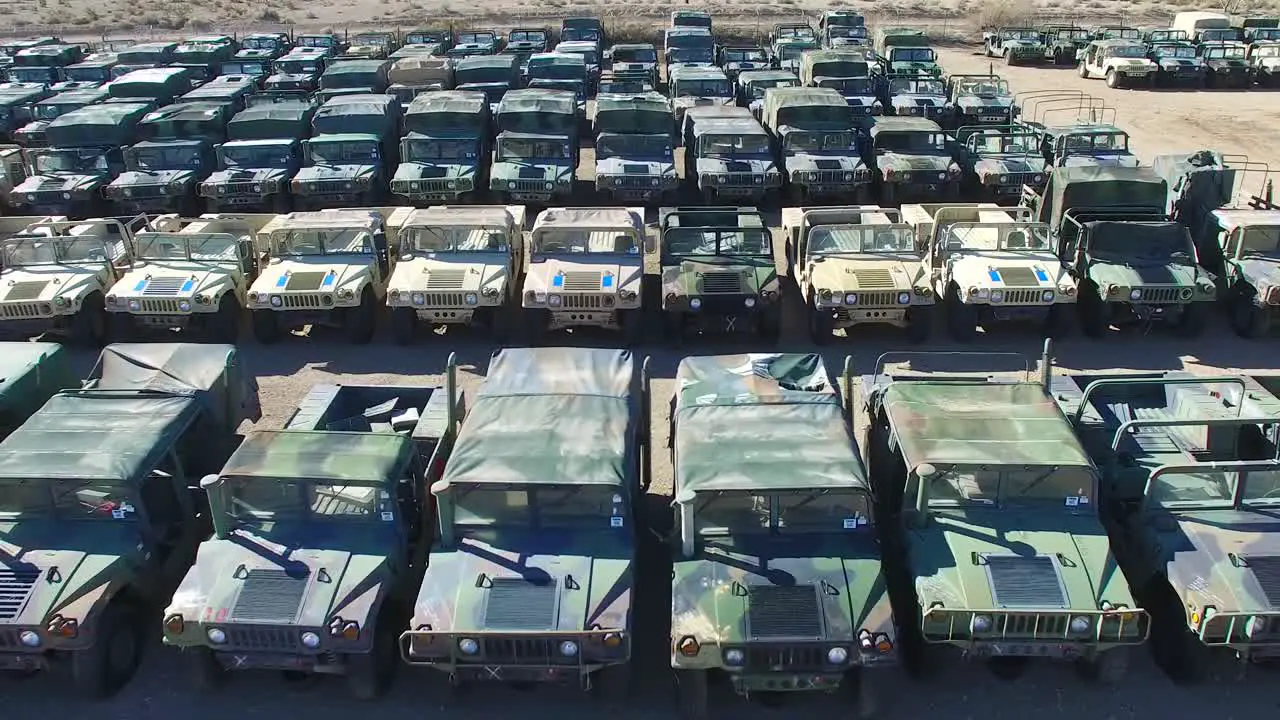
xmin=9 ymin=37 xmax=1280 ymax=720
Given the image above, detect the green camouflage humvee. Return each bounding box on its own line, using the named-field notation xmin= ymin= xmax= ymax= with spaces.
xmin=164 ymin=362 xmax=462 ymax=698
xmin=1193 ymin=205 xmax=1280 ymax=338
xmin=670 ymin=354 xmax=893 ymax=720
xmin=402 ymin=347 xmax=650 ymax=696
xmin=1055 ymin=372 xmax=1280 ymax=676
xmin=0 ymin=341 xmax=76 ymax=439
xmin=860 ymin=352 xmax=1147 ymax=682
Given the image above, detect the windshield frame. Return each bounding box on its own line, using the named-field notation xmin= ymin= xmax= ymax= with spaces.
xmin=450 ymin=482 xmax=629 ymax=531
xmin=403 ymin=223 xmax=511 ymax=253
xmin=692 ymin=487 xmax=874 ymax=536
xmin=806 ymin=223 xmax=918 ymax=256
xmin=917 ymin=464 xmax=1098 ymax=511
xmin=305 ymin=137 xmax=381 ymax=165
xmin=1 ymin=234 xmax=111 ymax=267
xmin=134 ymin=232 xmax=239 ymax=262
xmin=0 ymin=477 xmax=138 ymax=522
xmin=1144 ymin=462 xmax=1280 ymax=511
xmin=221 ymin=475 xmax=398 ymax=528
xmin=663 ymin=224 xmax=771 ymax=257
xmin=269 ymin=226 xmax=377 ymax=257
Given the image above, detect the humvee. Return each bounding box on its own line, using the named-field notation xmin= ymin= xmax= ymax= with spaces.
xmin=983 ymin=27 xmax=1047 ymax=65
xmin=1247 ymin=41 xmax=1280 ymax=85
xmin=1078 ymin=40 xmax=1157 ymax=87
xmin=294 ymin=94 xmax=401 ymax=209
xmin=201 ymin=98 xmax=317 ymax=212
xmin=771 ymin=37 xmax=820 ymax=75
xmin=716 ymin=45 xmax=769 ymax=83
xmin=761 ymin=86 xmax=868 ymax=203
xmin=871 ymin=28 xmax=938 ymax=76
xmin=1193 ymin=202 xmax=1280 ymax=338
xmin=402 ymin=347 xmax=649 ymax=698
xmin=246 ymin=209 xmax=394 ymax=344
xmin=682 ymin=106 xmax=782 ymax=204
xmin=880 ymin=74 xmax=947 ymax=122
xmin=942 ymin=74 xmax=1016 ymax=134
xmin=798 ymin=50 xmax=879 ymax=119
xmin=665 ymin=27 xmax=716 ymax=70
xmin=1018 ymin=120 xmax=1138 ymax=169
xmin=668 ymin=64 xmax=735 ymax=126
xmin=394 ymin=91 xmax=490 ymax=206
xmin=1200 ymin=42 xmax=1253 ymax=88
xmin=735 ymin=70 xmax=800 ymax=120
xmin=1042 ymin=25 xmax=1092 ymax=65
xmin=166 ymin=363 xmax=462 ymax=698
xmin=0 ymin=342 xmax=259 ymax=696
xmin=0 ymin=215 xmax=144 ymax=344
xmin=0 ymin=341 xmax=76 ymax=439
xmin=1054 ymin=371 xmax=1280 ymax=676
xmin=521 ymin=207 xmax=647 ymax=345
xmin=670 ymin=353 xmax=893 ymax=720
xmin=866 ymin=117 xmax=961 ymax=206
xmin=954 ymin=127 xmax=1049 ymax=202
xmin=608 ymin=43 xmax=660 ymax=86
xmin=860 ymin=349 xmax=1147 ymax=683
xmin=904 ymin=203 xmax=1077 ymax=341
xmin=386 ymin=205 xmax=527 ymax=344
xmin=267 ymin=48 xmax=328 ymax=94
xmin=13 ymin=87 xmax=110 ymax=148
xmin=489 ymin=89 xmax=578 ymax=204
xmin=447 ymin=30 xmax=502 ymax=58
xmin=1148 ymin=42 xmax=1207 ymax=87
xmin=593 ymin=93 xmax=679 ymax=203
xmin=105 ymin=214 xmax=272 ymax=342
xmin=656 ymin=206 xmax=780 ymax=342
xmin=782 ymin=205 xmax=933 ymax=343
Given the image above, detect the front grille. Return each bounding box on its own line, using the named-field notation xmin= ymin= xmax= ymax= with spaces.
xmin=987 ymin=556 xmax=1068 ymax=609
xmin=1133 ymin=286 xmax=1184 ymax=304
xmin=562 ymin=294 xmax=607 ymax=309
xmin=286 ymin=271 xmax=329 ymax=292
xmin=4 ymin=281 xmax=47 ymax=301
xmin=304 ymin=180 xmax=350 ymax=195
xmin=0 ymin=569 xmax=39 ymax=621
xmin=511 ymin=179 xmax=550 ymax=193
xmin=1247 ymin=556 xmax=1280 ymax=608
xmin=225 ymin=625 xmax=302 ymax=651
xmin=854 ymin=268 xmax=895 ymax=288
xmin=139 ymin=298 xmax=183 ymax=313
xmin=223 ymin=181 xmax=259 ymax=195
xmin=0 ymin=628 xmax=29 ymax=648
xmin=997 ymin=173 xmax=1038 ymax=186
xmin=427 ymin=269 xmax=466 ymax=290
xmin=0 ymin=303 xmax=45 ymax=319
xmin=474 ymin=636 xmax=577 ymax=665
xmin=142 ymin=276 xmax=186 ymax=296
xmin=1001 ymin=288 xmax=1046 ymax=304
xmin=701 ymin=272 xmax=743 ymax=294
xmin=126 ymin=185 xmax=165 ymax=199
xmin=854 ymin=290 xmax=900 ymax=306
xmin=425 ymin=292 xmax=464 ymax=306
xmin=612 ymin=175 xmax=656 ymax=188
xmin=230 ymin=569 xmax=309 ymax=623
xmin=812 ymin=170 xmax=852 ymax=183
xmin=414 ymin=179 xmax=456 ymax=193
xmin=562 ymin=272 xmax=602 ymax=292
xmin=747 ymin=585 xmax=822 ymax=639
xmin=724 ymin=173 xmax=758 ymax=186
xmin=483 ymin=578 xmax=558 ymax=630
xmin=997 ymin=613 xmax=1069 ymax=636
xmin=282 ymin=294 xmax=326 ymax=309
xmin=744 ymin=644 xmax=826 ymax=672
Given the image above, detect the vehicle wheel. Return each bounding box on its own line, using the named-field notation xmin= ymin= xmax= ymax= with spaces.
xmin=345 ymin=287 xmax=377 ymax=344
xmin=107 ymin=311 xmax=138 ymax=343
xmin=905 ymin=304 xmax=934 ymax=344
xmin=1045 ymin=303 xmax=1074 ymax=338
xmin=758 ymin=307 xmax=781 ymax=345
xmin=390 ymin=306 xmax=417 ymax=345
xmin=1078 ymin=647 xmax=1131 ymax=685
xmin=185 ymin=647 xmax=226 ymax=693
xmin=524 ymin=307 xmax=550 ymax=345
xmin=485 ymin=306 xmax=509 ymax=342
xmin=1078 ymin=62 xmax=1089 ymax=78
xmin=69 ymin=291 xmax=108 ymax=346
xmin=272 ymin=193 xmax=291 ymax=213
xmin=944 ymin=284 xmax=977 ymax=342
xmin=1147 ymin=73 xmax=1157 ymax=89
xmin=207 ymin=293 xmax=241 ymax=344
xmin=251 ymin=310 xmax=282 ymax=344
xmin=345 ymin=611 xmax=399 ymax=700
xmin=592 ymin=662 xmax=633 ymax=701
xmin=673 ymin=669 xmax=708 ymax=720
xmin=1105 ymin=69 xmax=1119 ymax=88
xmin=1005 ymin=51 xmax=1015 ymax=66
xmin=808 ymin=296 xmax=832 ymax=345
xmin=1174 ymin=301 xmax=1206 ymax=338
xmin=1077 ymin=284 xmax=1109 ymax=338
xmin=71 ymin=601 xmax=140 ymax=698
xmin=1231 ymin=292 xmax=1270 ymax=338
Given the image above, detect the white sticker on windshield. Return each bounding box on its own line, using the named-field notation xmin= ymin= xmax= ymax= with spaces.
xmin=381 ymin=511 xmax=394 ymax=522
xmin=380 ymin=491 xmax=390 ymax=499
xmin=612 ymin=494 xmax=623 ymax=504
xmin=120 ymin=502 xmax=135 ymax=513
xmin=112 ymin=509 xmax=125 ymax=519
xmin=610 ymin=516 xmax=624 ymax=528
xmin=1079 ymin=496 xmax=1090 ymax=504
xmin=1065 ymin=496 xmax=1079 ymax=507
xmin=843 ymin=517 xmax=858 ymax=529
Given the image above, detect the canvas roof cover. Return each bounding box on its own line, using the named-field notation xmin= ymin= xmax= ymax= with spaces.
xmin=312 ymin=94 xmax=396 ymax=135
xmin=498 ymin=89 xmax=576 ymax=115
xmin=673 ymin=354 xmax=867 ymax=492
xmin=109 ymin=67 xmax=190 ymax=98
xmin=46 ymin=103 xmax=150 ymax=147
xmin=0 ymin=342 xmax=74 ymax=428
xmin=1041 ymin=165 xmax=1168 ymax=228
xmin=1153 ymin=149 xmax=1233 ymax=231
xmin=443 ymin=348 xmax=636 ymax=488
xmin=880 ymin=381 xmax=1092 ymax=470
xmin=221 ymin=430 xmax=411 ymax=485
xmin=533 ymin=207 xmax=640 ymax=231
xmin=227 ymin=103 xmax=313 ymax=141
xmin=456 ymin=55 xmax=518 ymax=70
xmin=1083 ymin=220 xmax=1190 ymax=252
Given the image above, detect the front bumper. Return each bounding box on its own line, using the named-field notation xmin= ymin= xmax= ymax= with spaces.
xmin=921 ymin=606 xmax=1149 ymax=658
xmin=595 ymin=174 xmax=678 ymax=200
xmin=401 ymin=630 xmax=628 ymax=682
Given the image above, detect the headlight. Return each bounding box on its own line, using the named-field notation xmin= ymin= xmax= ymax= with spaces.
xmin=301 ymin=631 xmax=321 ymax=649
xmin=178 ymin=300 xmax=192 ymax=312
xmin=753 ymin=174 xmax=763 ymax=184
xmin=844 ymin=172 xmax=854 ymax=181
xmin=898 ymin=292 xmax=910 ymax=304
xmin=970 ymin=614 xmax=993 ymax=633
xmin=548 ymin=294 xmax=562 ymax=307
xmin=508 ymin=181 xmax=516 ymax=189
xmin=544 ymin=181 xmax=554 ymax=191
xmin=999 ymin=174 xmax=1009 ymax=183
xmin=464 ymin=293 xmax=478 ymax=305
xmin=650 ymin=177 xmax=660 ymax=187
xmin=1069 ymin=616 xmax=1092 ymax=635
xmin=445 ymin=180 xmax=457 ymax=189
xmin=689 ymin=297 xmax=702 ymax=310
xmin=253 ymin=183 xmax=263 ymax=192
xmin=19 ymin=630 xmax=41 ymax=648
xmin=411 ymin=292 xmax=425 ymax=306
xmin=724 ymin=648 xmax=744 ymax=665
xmin=1042 ymin=289 xmax=1056 ymax=302
xmin=1180 ymin=287 xmax=1195 ymax=300
xmin=124 ymin=188 xmax=134 ymax=197
xmin=844 ymin=293 xmax=857 ymax=305
xmin=62 ymin=192 xmax=71 ymax=200
xmin=270 ymin=295 xmax=283 ymax=307
xmin=458 ymin=638 xmax=479 ymax=655
xmin=1033 ymin=174 xmax=1044 ymax=183
xmin=937 ymin=172 xmax=946 ymax=180
xmin=990 ymin=290 xmax=1004 ymax=303
xmin=409 ymin=181 xmax=420 ymax=191
xmin=1246 ymin=616 xmax=1267 ymax=637
xmin=827 ymin=646 xmax=849 ymax=664
xmin=559 ymin=640 xmax=579 ymax=657
xmin=206 ymin=628 xmax=227 ymax=644
xmin=743 ymin=297 xmax=756 ymax=308
xmin=128 ymin=299 xmax=141 ymax=311
xmin=1129 ymin=289 xmax=1142 ymax=301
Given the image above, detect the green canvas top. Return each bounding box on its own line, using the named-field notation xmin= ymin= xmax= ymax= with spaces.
xmin=443 ymin=348 xmax=636 ymax=489
xmin=870 ymin=116 xmax=941 ymax=134
xmin=406 ymin=90 xmax=488 ymax=116
xmin=221 ymin=430 xmax=411 ymax=486
xmin=880 ymin=381 xmax=1093 ymax=471
xmin=673 ymin=354 xmax=867 ymax=493
xmin=1041 ymin=165 xmax=1168 ymax=227
xmin=0 ymin=342 xmax=73 ymax=421
xmin=497 ymin=88 xmax=576 ymax=115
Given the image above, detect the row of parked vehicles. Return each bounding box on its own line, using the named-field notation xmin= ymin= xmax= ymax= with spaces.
xmin=4 ymin=338 xmax=1280 ymax=717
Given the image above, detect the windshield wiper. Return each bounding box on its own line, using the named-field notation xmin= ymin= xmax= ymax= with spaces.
xmin=1011 ymin=468 xmax=1064 ymax=499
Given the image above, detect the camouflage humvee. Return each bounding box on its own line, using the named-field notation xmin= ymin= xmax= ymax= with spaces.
xmin=657 ymin=207 xmax=781 ymax=343
xmin=1018 ymin=120 xmax=1139 ymax=169
xmin=166 ymin=364 xmax=462 ymax=697
xmin=904 ymin=203 xmax=1077 ymax=341
xmin=762 ymin=86 xmax=869 ymax=203
xmin=0 ymin=341 xmax=76 ymax=439
xmin=0 ymin=342 xmax=259 ymax=696
xmin=668 ymin=65 xmax=735 ymax=126
xmin=246 ymin=209 xmax=394 ymax=344
xmin=859 ymin=353 xmax=1147 ymax=682
xmin=200 ymin=98 xmax=317 ymax=212
xmin=394 ymin=91 xmax=491 ymax=206
xmin=1195 ymin=205 xmax=1280 ymax=337
xmin=983 ymin=27 xmax=1047 ymax=65
xmin=683 ymin=106 xmax=783 ymax=204
xmin=105 ymin=214 xmax=272 ymax=342
xmin=954 ymin=127 xmax=1049 ymax=203
xmin=402 ymin=347 xmax=649 ymax=697
xmin=670 ymin=354 xmax=893 ymax=719
xmin=1054 ymin=372 xmax=1280 ymax=675
xmin=521 ymin=207 xmax=648 ymax=345
xmin=593 ymin=93 xmax=678 ymax=203
xmin=879 ymin=74 xmax=947 ymax=122
xmin=489 ymin=89 xmax=578 ymax=204
xmin=385 ymin=205 xmax=527 ymax=344
xmin=942 ymin=74 xmax=1016 ymax=135
xmin=0 ymin=215 xmax=144 ymax=344
xmin=781 ymin=205 xmax=934 ymax=343
xmin=866 ymin=117 xmax=961 ymax=205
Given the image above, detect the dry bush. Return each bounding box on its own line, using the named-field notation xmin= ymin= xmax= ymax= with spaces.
xmin=970 ymin=0 xmax=1037 ymax=28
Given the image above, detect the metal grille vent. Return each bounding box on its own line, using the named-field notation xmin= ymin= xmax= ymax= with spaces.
xmin=700 ymin=272 xmax=743 ymax=294
xmin=997 ymin=266 xmax=1040 ymax=287
xmin=4 ymin=281 xmax=48 ymax=302
xmin=747 ymin=585 xmax=822 ymax=639
xmin=230 ymin=568 xmax=310 ymax=623
xmin=483 ymin=578 xmax=558 ymax=630
xmin=142 ymin=276 xmax=186 ymax=296
xmin=285 ymin=272 xmax=329 ymax=292
xmin=1246 ymin=555 xmax=1280 ymax=608
xmin=853 ymin=268 xmax=895 ymax=289
xmin=0 ymin=569 xmax=40 ymax=621
xmin=562 ymin=272 xmax=602 ymax=292
xmin=426 ymin=269 xmax=466 ymax=290
xmin=986 ymin=555 xmax=1068 ymax=609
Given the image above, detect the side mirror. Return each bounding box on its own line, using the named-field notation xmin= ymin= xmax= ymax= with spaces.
xmin=200 ymin=474 xmax=230 ymax=539
xmin=672 ymin=488 xmax=696 ymax=559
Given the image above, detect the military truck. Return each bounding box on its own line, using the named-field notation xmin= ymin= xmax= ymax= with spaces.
xmin=59 ymin=52 xmax=120 ymax=86
xmin=401 ymin=29 xmax=451 ymax=56
xmin=317 ymin=59 xmax=391 ymax=103
xmin=716 ymin=45 xmax=768 ymax=82
xmin=866 ymin=117 xmax=960 ymax=205
xmin=1025 ymin=166 xmax=1215 ymax=337
xmin=8 ymin=103 xmax=149 ymax=218
xmin=394 ymin=91 xmax=489 ymax=206
xmin=247 ymin=209 xmax=393 ymax=344
xmin=105 ymin=102 xmax=229 ymax=216
xmin=0 ymin=216 xmax=145 ymax=344
xmin=1247 ymin=40 xmax=1280 ymax=85
xmin=762 ymin=86 xmax=868 ymax=203
xmin=880 ymin=74 xmax=947 ymax=121
xmin=799 ymin=50 xmax=879 ymax=118
xmin=105 ymin=214 xmax=272 ymax=342
xmin=669 ymin=353 xmax=891 ymax=719
xmin=683 ymin=106 xmax=782 ymax=203
xmin=820 ymin=11 xmax=869 ymax=48
xmin=13 ymin=87 xmax=109 ymax=147
xmin=782 ymin=205 xmax=933 ymax=343
xmin=553 ymin=40 xmax=602 ymax=91
xmin=179 ymin=75 xmax=257 ymax=114
xmin=520 ymin=207 xmax=647 ymax=344
xmin=0 ymin=87 xmax=51 ymax=141
xmin=267 ymin=47 xmax=329 ymax=94
xmin=1148 ymin=42 xmax=1207 ymax=86
xmin=112 ymin=41 xmax=178 ymax=77
xmin=1043 ymin=25 xmax=1092 ymax=64
xmin=669 ymin=65 xmax=735 ymax=125
xmin=872 ymin=28 xmax=939 ymax=76
xmin=167 ymin=366 xmax=462 ymax=697
xmin=202 ymin=99 xmax=316 ymax=212
xmin=955 ymin=128 xmax=1048 ymax=203
xmin=6 ymin=43 xmax=86 ymax=86
xmin=735 ymin=70 xmax=800 ymax=119
xmin=771 ymin=37 xmax=821 ymax=75
xmin=562 ymin=17 xmax=606 ymax=44
xmin=1078 ymin=40 xmax=1158 ymax=88
xmin=402 ymin=346 xmax=647 ymax=697
xmin=905 ymin=203 xmax=1077 ymax=340
xmin=339 ymin=31 xmax=399 ymax=61
xmin=609 ymin=43 xmax=661 ymax=86
xmin=0 ymin=341 xmax=259 ymax=696
xmin=386 ymin=205 xmax=527 ymax=344
xmin=295 ymin=33 xmax=347 ymax=58
xmin=238 ymin=32 xmax=291 ymax=59
xmin=447 ymin=31 xmax=501 ymax=59
xmin=594 ymin=93 xmax=678 ymax=203
xmin=452 ymin=55 xmax=519 ymax=112
xmin=655 ymin=207 xmax=779 ymax=342
xmin=506 ymin=27 xmax=550 ymax=59
xmin=1200 ymin=42 xmax=1253 ymax=88
xmin=665 ymin=27 xmax=716 ymax=70
xmin=526 ymin=52 xmax=589 ymax=102
xmin=490 ymin=89 xmax=577 ymax=204
xmin=1019 ymin=120 xmax=1138 ymax=169
xmin=859 ymin=350 xmax=1146 ymax=682
xmin=0 ymin=341 xmax=75 ymax=439
xmin=984 ymin=27 xmax=1047 ymax=65
xmin=220 ymin=50 xmax=274 ymax=85
xmin=942 ymin=75 xmax=1015 ymax=134
xmin=1189 ymin=202 xmax=1280 ymax=337
xmin=387 ymin=56 xmax=453 ymax=108
xmin=294 ymin=94 xmax=400 ymax=209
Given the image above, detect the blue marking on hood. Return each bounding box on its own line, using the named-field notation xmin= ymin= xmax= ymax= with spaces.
xmin=276 ymin=274 xmax=288 ymax=288
xmin=552 ymin=274 xmax=564 ymax=287
xmin=181 ymin=278 xmax=195 ymax=293
xmin=133 ymin=279 xmax=148 ymax=292
xmin=988 ymin=269 xmax=1002 ymax=282
xmin=1034 ymin=268 xmax=1049 ymax=282
xmin=322 ymin=272 xmax=335 ymax=287
xmin=601 ymin=275 xmax=613 ymax=288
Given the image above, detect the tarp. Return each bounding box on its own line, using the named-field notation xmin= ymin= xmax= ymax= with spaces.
xmin=0 ymin=342 xmax=76 ymax=437
xmin=320 ymin=60 xmax=387 ymax=90
xmin=227 ymin=103 xmax=314 ymax=141
xmin=45 ymin=103 xmax=150 ymax=147
xmin=1041 ymin=165 xmax=1169 ymax=229
xmin=312 ymin=94 xmax=397 ymax=136
xmin=443 ymin=348 xmax=636 ymax=488
xmin=1154 ymin=149 xmax=1235 ymax=234
xmin=221 ymin=430 xmax=410 ymax=485
xmin=497 ymin=88 xmax=576 ymax=116
xmin=404 ymin=90 xmax=487 ymax=134
xmin=673 ymin=354 xmax=867 ymax=492
xmin=108 ymin=67 xmax=190 ymax=100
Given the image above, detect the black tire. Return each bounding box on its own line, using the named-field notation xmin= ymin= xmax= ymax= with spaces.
xmin=1078 ymin=62 xmax=1089 ymax=78
xmin=1231 ymin=292 xmax=1270 ymax=338
xmin=345 ymin=287 xmax=377 ymax=344
xmin=69 ymin=291 xmax=108 ymax=347
xmin=271 ymin=193 xmax=292 ymax=213
xmin=880 ymin=181 xmax=896 ymax=207
xmin=345 ymin=612 xmax=399 ymax=700
xmin=905 ymin=304 xmax=934 ymax=343
xmin=107 ymin=310 xmax=138 ymax=343
xmin=1174 ymin=301 xmax=1206 ymax=338
xmin=251 ymin=310 xmax=282 ymax=344
xmin=1105 ymin=69 xmax=1119 ymax=88
xmin=71 ymin=601 xmax=141 ymax=698
xmin=1077 ymin=284 xmax=1109 ymax=338
xmin=1143 ymin=577 xmax=1206 ymax=684
xmin=620 ymin=308 xmax=645 ymax=347
xmin=1005 ymin=51 xmax=1015 ymax=66
xmin=944 ymin=284 xmax=977 ymax=342
xmin=808 ymin=296 xmax=832 ymax=345
xmin=758 ymin=307 xmax=781 ymax=345
xmin=592 ymin=662 xmax=633 ymax=701
xmin=1045 ymin=303 xmax=1074 ymax=339
xmin=390 ymin=306 xmax=417 ymax=345
xmin=206 ymin=293 xmax=241 ymax=344
xmin=674 ymin=669 xmax=708 ymax=720
xmin=1077 ymin=647 xmax=1131 ymax=685
xmin=185 ymin=647 xmax=226 ymax=693
xmin=844 ymin=667 xmax=877 ymax=719
xmin=485 ymin=305 xmax=510 ymax=342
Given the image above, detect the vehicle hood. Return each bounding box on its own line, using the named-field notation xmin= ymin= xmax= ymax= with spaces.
xmin=526 ymin=256 xmax=643 ymax=294
xmin=1108 ymin=58 xmax=1156 ymax=69
xmin=890 ymin=95 xmax=943 ymax=111
xmin=113 ymin=261 xmax=236 ymax=300
xmin=723 ymin=60 xmax=764 ymax=72
xmin=1255 ymin=56 xmax=1280 ymax=69
xmin=393 ymin=162 xmax=477 ymax=181
xmin=410 ymin=532 xmax=632 ymax=633
xmin=786 ymin=152 xmax=864 ymax=172
xmin=810 ymin=256 xmax=926 ymax=293
xmin=388 ymin=255 xmax=509 ymax=294
xmin=661 ymin=255 xmax=779 ymax=296
xmin=248 ymin=256 xmax=373 ymax=296
xmin=1089 ymin=259 xmax=1198 ymax=287
xmin=491 ymin=161 xmax=572 ymax=180
xmin=889 ymin=61 xmax=937 ymax=73
xmin=1207 ymin=58 xmax=1249 ymax=68
xmin=695 ymin=157 xmax=776 ymax=174
xmin=950 ymin=251 xmax=1070 ymax=288
xmin=1162 ymin=510 xmax=1280 ymax=614
xmin=672 ymin=96 xmax=735 ymax=110
xmin=112 ymin=169 xmax=195 ymax=186
xmin=266 ymin=72 xmax=317 ymax=85
xmin=974 ymin=156 xmax=1048 ymax=179
xmin=0 ymin=263 xmax=105 ymax=302
xmin=956 ymin=96 xmax=1013 ymax=112
xmin=13 ymin=119 xmax=50 ymax=140
xmin=0 ymin=520 xmax=139 ymax=628
xmin=595 ymin=156 xmax=676 ymax=176
xmin=294 ymin=165 xmax=377 ymax=182
xmin=1158 ymin=58 xmax=1204 ymax=68
xmin=1238 ymin=256 xmax=1280 ymax=289
xmin=205 ymin=167 xmax=289 ymax=185
xmin=878 ymin=152 xmax=952 ymax=173
xmin=1059 ymin=153 xmax=1141 ymax=168
xmin=1001 ymin=39 xmax=1043 ymax=48
xmin=14 ymin=173 xmax=104 ymax=193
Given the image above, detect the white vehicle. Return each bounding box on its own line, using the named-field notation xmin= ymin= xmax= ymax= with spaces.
xmin=1078 ymin=39 xmax=1157 ymax=88
xmin=903 ymin=204 xmax=1077 ymax=341
xmin=1250 ymin=42 xmax=1280 ymax=86
xmin=385 ymin=205 xmax=527 ymax=345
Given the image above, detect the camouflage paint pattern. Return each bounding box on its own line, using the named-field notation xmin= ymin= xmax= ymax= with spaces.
xmin=1083 ymin=222 xmax=1216 ymax=306
xmin=660 ymin=257 xmax=779 ymax=314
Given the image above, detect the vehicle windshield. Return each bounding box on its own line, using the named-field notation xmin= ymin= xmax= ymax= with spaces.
xmin=812 ymin=60 xmax=868 ymax=77
xmin=1088 ymin=225 xmax=1190 ymax=261
xmin=1147 ymin=466 xmax=1280 ymax=509
xmin=497 ymin=136 xmax=571 ymax=160
xmin=501 ymin=109 xmax=575 ymax=135
xmin=941 ymin=222 xmax=1053 ymax=251
xmin=669 ymin=47 xmax=712 ymax=62
xmin=971 ymin=132 xmax=1038 ymax=155
xmin=664 ymin=225 xmax=770 ymax=255
xmin=7 ymin=67 xmax=51 ymax=83
xmin=1158 ymin=45 xmax=1198 ymax=58
xmin=595 ymin=132 xmax=672 ymax=157
xmin=1063 ymin=131 xmax=1128 ymax=153
xmin=1202 ymin=29 xmax=1244 ymax=42
xmin=277 ymin=60 xmax=320 ymax=74
xmin=784 ymin=130 xmax=856 ymax=152
xmin=809 ymin=224 xmax=916 ymax=254
xmin=1256 ymin=45 xmax=1280 ymax=58
xmin=534 ymin=227 xmax=638 ymax=254
xmin=694 ymin=489 xmax=872 ymax=533
xmin=62 ymin=66 xmax=110 ymax=82
xmin=271 ymin=227 xmax=374 ymax=256
xmin=224 ymin=477 xmax=394 ymax=524
xmin=0 ymin=478 xmax=135 ymax=521
xmin=674 ymin=78 xmax=731 ymax=97
xmin=1 ymin=234 xmax=109 ymax=267
xmin=1237 ymin=225 xmax=1280 ymax=254
xmin=406 ymin=33 xmax=443 ymax=45
xmin=748 ymin=78 xmax=798 ymax=98
xmin=613 ymin=46 xmax=657 ymax=63
xmin=241 ymin=37 xmax=281 ymax=51
xmin=1002 ymin=29 xmax=1041 ymax=41
xmin=668 ymin=33 xmax=714 ymax=50
xmin=957 ymin=78 xmax=1011 ymax=96
xmin=33 ymin=102 xmax=81 ymax=120
xmin=297 ymin=36 xmax=337 ymax=49
xmin=119 ymin=48 xmax=169 ymax=64
xmin=923 ymin=466 xmax=1096 ymax=509
xmin=830 ymin=27 xmax=868 ymax=39
xmin=1105 ymin=44 xmax=1148 ymax=58
xmin=528 ymin=61 xmax=585 ymax=80
xmin=1206 ymin=46 xmax=1247 ymax=59
xmin=127 ymin=145 xmax=202 ymax=171
xmin=889 ymin=77 xmax=944 ymax=94
xmin=890 ymin=48 xmax=936 ymax=62
xmin=596 ymin=108 xmax=671 ymax=135
xmin=778 ymin=44 xmax=814 ymax=61
xmin=1057 ymin=29 xmax=1090 ymax=40
xmin=220 ymin=143 xmax=293 ymax=168
xmin=1254 ymin=29 xmax=1280 ymax=40
xmin=1104 ymin=29 xmax=1140 ymax=40
xmin=307 ymin=139 xmax=380 ymax=165
xmin=817 ymin=77 xmax=873 ymax=94
xmin=352 ymin=35 xmax=390 ymax=47
xmin=458 ymin=32 xmax=496 ymax=45
xmin=135 ymin=233 xmax=237 ymax=261
xmin=509 ymin=31 xmax=547 ymax=44
xmin=452 ymin=484 xmax=626 ymax=530
xmin=722 ymin=48 xmax=766 ymax=63
xmin=404 ymin=137 xmax=480 ymax=161
xmin=701 ymin=133 xmax=771 ymax=155
xmin=774 ymin=27 xmax=815 ymax=40
xmin=560 ymin=49 xmax=600 ymax=65
xmin=875 ymin=131 xmax=946 ymax=153
xmin=223 ymin=61 xmax=267 ymax=75
xmin=404 ymin=224 xmax=509 ymax=252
